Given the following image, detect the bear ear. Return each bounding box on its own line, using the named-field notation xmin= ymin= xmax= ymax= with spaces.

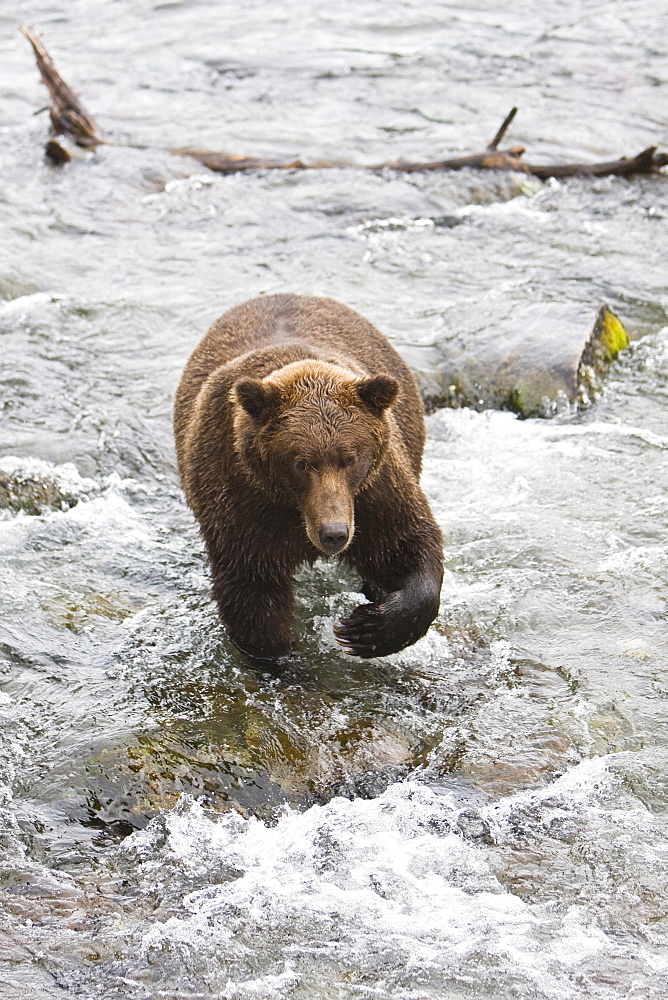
xmin=356 ymin=374 xmax=399 ymax=415
xmin=234 ymin=378 xmax=280 ymax=422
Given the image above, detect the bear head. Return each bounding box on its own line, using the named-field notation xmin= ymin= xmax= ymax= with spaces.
xmin=231 ymin=360 xmax=398 ymax=554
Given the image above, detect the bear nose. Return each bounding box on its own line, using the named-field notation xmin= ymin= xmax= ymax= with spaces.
xmin=319 ymin=521 xmax=349 ymax=554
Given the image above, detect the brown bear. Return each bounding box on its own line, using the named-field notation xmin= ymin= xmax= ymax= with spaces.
xmin=173 ymin=294 xmax=443 ymax=662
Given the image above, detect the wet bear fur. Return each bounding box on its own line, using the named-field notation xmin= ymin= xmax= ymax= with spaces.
xmin=174 ymin=294 xmax=443 ymax=661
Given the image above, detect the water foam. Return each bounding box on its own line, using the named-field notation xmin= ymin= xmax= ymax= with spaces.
xmin=115 ymin=754 xmax=668 ymax=999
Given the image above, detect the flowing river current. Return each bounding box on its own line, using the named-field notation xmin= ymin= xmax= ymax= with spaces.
xmin=1 ymin=1 xmax=668 ymax=997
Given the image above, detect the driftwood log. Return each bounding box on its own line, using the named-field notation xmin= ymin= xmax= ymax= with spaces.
xmin=20 ymin=25 xmax=100 ymax=150
xmin=370 ymin=106 xmax=668 ymax=180
xmin=20 ymin=25 xmax=308 ymax=172
xmin=21 ymin=26 xmax=668 ymax=179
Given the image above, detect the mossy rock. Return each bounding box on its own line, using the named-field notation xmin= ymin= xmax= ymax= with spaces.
xmin=0 ymin=457 xmax=97 ymax=515
xmin=412 ymin=303 xmax=630 ymax=418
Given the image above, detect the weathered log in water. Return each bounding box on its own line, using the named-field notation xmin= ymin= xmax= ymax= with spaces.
xmin=172 ymin=148 xmax=306 ymax=173
xmin=413 ymin=304 xmax=630 ymax=418
xmin=522 ymin=146 xmax=668 ymax=180
xmin=375 ymin=143 xmax=668 ymax=179
xmin=177 ymin=114 xmax=668 ymax=179
xmin=19 ymin=24 xmax=101 ymax=148
xmin=22 ymin=27 xmax=668 ymax=180
xmin=373 ymin=108 xmax=668 ymax=178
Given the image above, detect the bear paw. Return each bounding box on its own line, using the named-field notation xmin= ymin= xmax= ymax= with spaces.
xmin=334 ymin=575 xmax=440 ymax=658
xmin=333 ymin=593 xmax=410 ymax=658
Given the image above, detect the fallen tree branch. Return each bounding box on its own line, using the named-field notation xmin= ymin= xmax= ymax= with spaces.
xmin=521 ymin=145 xmax=668 ymax=179
xmin=373 ymin=136 xmax=668 ymax=179
xmin=20 ymin=24 xmax=101 ymax=148
xmin=171 ymin=149 xmax=306 ymax=173
xmin=487 ymin=106 xmax=519 ymax=150
xmin=22 ymin=26 xmax=668 ymax=180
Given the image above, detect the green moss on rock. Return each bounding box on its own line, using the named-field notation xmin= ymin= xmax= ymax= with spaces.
xmin=577 ymin=306 xmax=630 ymax=405
xmin=591 ymin=306 xmax=630 ymax=364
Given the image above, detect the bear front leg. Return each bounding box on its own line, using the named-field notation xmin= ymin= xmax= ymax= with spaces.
xmin=202 ymin=530 xmax=293 ymax=661
xmin=335 ymin=525 xmax=443 ymax=658
xmin=200 ymin=500 xmax=304 ymax=663
xmin=361 ymin=580 xmax=385 ymax=603
xmin=211 ymin=568 xmax=295 ymax=662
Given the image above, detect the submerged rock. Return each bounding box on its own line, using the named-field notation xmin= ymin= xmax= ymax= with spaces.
xmin=41 ymin=590 xmax=143 ymax=633
xmin=414 ymin=304 xmax=630 ymax=418
xmin=0 ymin=456 xmax=97 ymax=515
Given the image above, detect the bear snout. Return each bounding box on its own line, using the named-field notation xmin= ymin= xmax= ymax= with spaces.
xmin=302 ymin=467 xmax=355 ymax=555
xmin=318 ymin=521 xmax=350 ymax=554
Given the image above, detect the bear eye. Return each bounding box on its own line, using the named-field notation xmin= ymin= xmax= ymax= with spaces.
xmin=342 ymin=455 xmax=356 ymax=469
xmin=294 ymin=458 xmax=309 ymax=473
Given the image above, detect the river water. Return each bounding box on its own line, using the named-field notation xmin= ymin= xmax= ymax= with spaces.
xmin=1 ymin=1 xmax=667 ymax=998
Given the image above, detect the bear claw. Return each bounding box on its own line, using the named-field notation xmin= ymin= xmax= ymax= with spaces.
xmin=334 ymin=601 xmax=396 ymax=657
